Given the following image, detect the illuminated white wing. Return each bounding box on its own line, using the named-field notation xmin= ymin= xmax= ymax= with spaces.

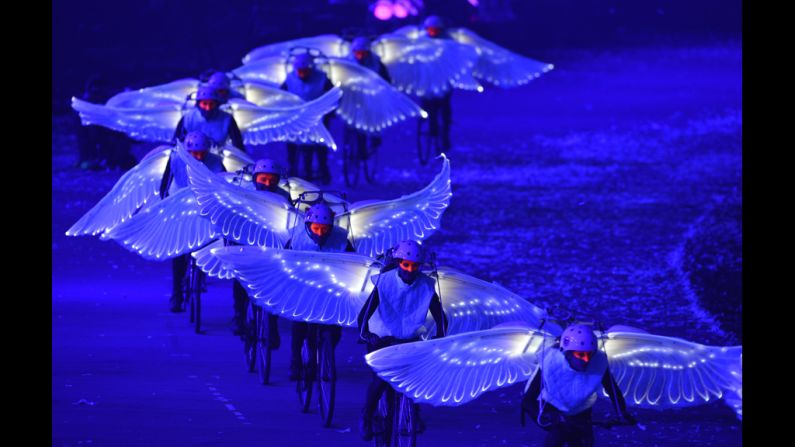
xmin=344 ymin=154 xmax=451 ymax=257
xmin=236 ymin=56 xmax=419 ymax=132
xmin=374 ymin=34 xmax=480 ymax=96
xmin=192 ymin=240 xmax=236 ymax=279
xmin=105 ymin=78 xmax=198 ymax=108
xmin=212 ymin=145 xmax=254 ymax=173
xmin=450 ymin=69 xmax=484 ymax=92
xmin=241 ymin=81 xmax=305 ymax=107
xmin=324 ymin=58 xmax=424 ymax=132
xmin=101 ymin=187 xmax=219 ymax=260
xmin=436 ymin=267 xmax=552 ymax=336
xmin=242 ymin=35 xmax=349 ymax=64
xmin=603 ymin=331 xmax=742 ymax=414
xmin=65 ymin=147 xmax=171 ymax=236
xmin=232 ymin=56 xmax=289 ymax=86
xmin=72 ymin=97 xmax=184 ymax=143
xmin=228 ymin=87 xmax=341 ymax=148
xmin=212 ymin=247 xmax=381 ymax=326
xmin=178 ymin=147 xmax=300 ymax=247
xmin=366 ymin=325 xmax=548 ymax=406
xmin=389 ymin=25 xmax=423 ymax=39
xmin=449 ymin=28 xmax=554 ymax=88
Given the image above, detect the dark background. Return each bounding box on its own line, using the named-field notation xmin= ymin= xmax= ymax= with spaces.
xmin=53 ymin=0 xmax=742 ymax=113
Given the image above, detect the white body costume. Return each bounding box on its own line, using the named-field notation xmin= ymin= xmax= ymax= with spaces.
xmin=540 ymin=348 xmax=608 ymax=416
xmin=366 ymin=269 xmax=437 ymax=339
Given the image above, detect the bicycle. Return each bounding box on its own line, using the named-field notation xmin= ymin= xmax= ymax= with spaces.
xmin=296 ymin=323 xmax=340 ymax=427
xmin=242 ymin=302 xmax=276 ymax=385
xmin=372 ymin=386 xmax=419 ymax=447
xmin=183 ymin=256 xmax=206 ymax=334
xmin=342 ymin=126 xmax=380 ymax=186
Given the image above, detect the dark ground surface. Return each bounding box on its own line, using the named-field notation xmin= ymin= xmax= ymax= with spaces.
xmin=53 ymin=43 xmax=742 ymax=446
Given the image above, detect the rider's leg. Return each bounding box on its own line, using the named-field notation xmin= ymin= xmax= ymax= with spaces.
xmin=268 ymin=313 xmax=280 ymax=349
xmin=290 ymin=321 xmax=309 ymax=380
xmin=422 ymin=98 xmax=440 ymax=136
xmin=287 ymin=143 xmax=300 ymax=177
xmin=302 ymin=146 xmax=314 ymax=180
xmin=232 ymin=280 xmax=248 ymax=335
xmin=170 ymin=254 xmax=189 ymax=312
xmin=317 ymin=145 xmax=330 ymax=185
xmin=562 ymin=409 xmax=594 ymax=447
xmin=356 ymin=131 xmax=368 ymax=155
xmin=360 ymin=371 xmax=389 ymax=440
xmin=441 ymin=92 xmax=452 ymax=152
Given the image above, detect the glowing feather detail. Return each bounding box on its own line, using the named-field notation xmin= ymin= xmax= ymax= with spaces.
xmin=344 ymin=154 xmax=452 ymax=257
xmin=102 ymin=187 xmax=219 ymax=260
xmin=65 ymin=147 xmax=171 ymax=237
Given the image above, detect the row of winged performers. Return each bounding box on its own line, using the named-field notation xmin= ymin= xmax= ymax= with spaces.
xmin=70 ymin=23 xmax=553 ymax=145
xmin=66 ymin=142 xmax=742 ymax=422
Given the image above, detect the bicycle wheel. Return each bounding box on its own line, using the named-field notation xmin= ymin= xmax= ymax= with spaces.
xmin=391 ymin=393 xmax=417 ymax=447
xmin=362 ymin=135 xmax=379 ymax=184
xmin=416 ymin=119 xmax=432 ymax=166
xmin=342 ymin=129 xmax=360 ymax=187
xmin=256 ymin=308 xmax=272 ymax=385
xmin=317 ymin=332 xmax=337 ymax=427
xmin=297 ymin=338 xmax=313 ymax=412
xmin=243 ymin=303 xmax=257 ymax=372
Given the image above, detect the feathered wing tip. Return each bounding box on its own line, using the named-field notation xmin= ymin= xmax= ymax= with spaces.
xmin=347 ymin=154 xmax=452 ymax=257
xmin=448 ymin=28 xmax=553 ymax=88
xmin=724 ymin=353 xmax=742 ymax=420
xmin=192 ymin=240 xmax=236 ymax=279
xmin=603 ymin=331 xmax=742 ymax=412
xmin=65 ymin=147 xmax=171 ymax=237
xmin=101 ymin=187 xmax=218 ymax=261
xmin=366 ymin=326 xmax=547 ymax=406
xmin=71 ymin=97 xmax=184 ymax=143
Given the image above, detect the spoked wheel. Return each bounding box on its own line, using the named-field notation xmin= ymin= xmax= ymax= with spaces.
xmin=342 ymin=129 xmax=360 ymax=187
xmin=416 ymin=119 xmax=434 ymax=166
xmin=297 ymin=338 xmax=313 ymax=413
xmin=243 ymin=303 xmax=257 ymax=373
xmin=255 ymin=308 xmax=272 ymax=385
xmin=362 ymin=136 xmax=379 ymax=184
xmin=391 ymin=393 xmax=418 ymax=447
xmin=317 ymin=332 xmax=337 ymax=427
